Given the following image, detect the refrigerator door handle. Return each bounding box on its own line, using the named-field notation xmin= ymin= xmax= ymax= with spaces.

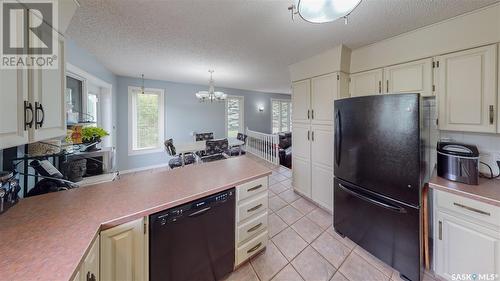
xmin=335 ymin=110 xmax=341 ymax=166
xmin=338 ymin=183 xmax=407 ymax=213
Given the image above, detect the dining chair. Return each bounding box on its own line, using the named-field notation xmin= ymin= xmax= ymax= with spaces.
xmin=201 ymin=139 xmax=229 ymax=162
xmin=195 ymin=132 xmax=214 ymax=157
xmin=164 ymin=139 xmax=196 ymax=168
xmin=226 ymin=133 xmax=248 ymax=156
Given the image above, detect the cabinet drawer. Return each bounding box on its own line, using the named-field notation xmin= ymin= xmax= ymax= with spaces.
xmin=237 ymin=212 xmax=268 ymax=245
xmin=436 ymin=190 xmax=500 ymax=227
xmin=237 ymin=177 xmax=268 ymax=202
xmin=236 ymin=230 xmax=268 ymax=266
xmin=237 ymin=193 xmax=268 ymax=223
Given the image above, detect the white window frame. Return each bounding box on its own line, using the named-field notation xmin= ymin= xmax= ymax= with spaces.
xmin=225 ymin=95 xmax=245 ymax=138
xmin=128 ymin=86 xmax=165 ymax=155
xmin=271 ymin=99 xmax=292 ymax=134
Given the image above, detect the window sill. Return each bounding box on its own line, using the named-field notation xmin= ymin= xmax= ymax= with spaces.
xmin=128 ymin=148 xmax=163 ymax=156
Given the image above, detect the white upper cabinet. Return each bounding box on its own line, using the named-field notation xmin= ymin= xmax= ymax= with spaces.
xmin=30 ymin=35 xmax=67 ymax=141
xmin=292 ymin=79 xmax=311 ymax=123
xmin=0 ymin=69 xmax=29 ymax=149
xmin=436 ymin=44 xmax=497 ymax=133
xmin=311 ymin=73 xmax=339 ymax=125
xmin=383 ymin=58 xmax=433 ymax=97
xmin=349 ymin=69 xmax=383 ymax=97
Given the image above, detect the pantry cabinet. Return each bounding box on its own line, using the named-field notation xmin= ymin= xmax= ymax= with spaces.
xmin=100 ymin=218 xmax=147 ymax=281
xmin=291 ymin=72 xmax=347 ymax=212
xmin=435 ymin=44 xmax=497 ymax=133
xmin=383 ymin=58 xmax=433 ymax=97
xmin=433 ymin=190 xmax=500 ymax=280
xmin=349 ymin=69 xmax=383 ymax=97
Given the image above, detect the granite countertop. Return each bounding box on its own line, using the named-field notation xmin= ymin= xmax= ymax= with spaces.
xmin=0 ymin=156 xmax=272 ymax=281
xmin=428 ymin=171 xmax=500 ymax=207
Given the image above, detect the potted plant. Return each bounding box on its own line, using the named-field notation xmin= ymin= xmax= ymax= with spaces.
xmin=81 ymin=127 xmax=109 ymax=151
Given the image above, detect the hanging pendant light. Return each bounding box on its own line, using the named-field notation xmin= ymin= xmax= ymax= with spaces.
xmin=291 ymin=0 xmax=362 ymax=24
xmin=195 ymin=70 xmax=227 ymax=103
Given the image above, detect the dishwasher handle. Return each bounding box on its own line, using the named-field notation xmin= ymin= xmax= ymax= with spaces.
xmin=188 ymin=207 xmax=212 ymax=217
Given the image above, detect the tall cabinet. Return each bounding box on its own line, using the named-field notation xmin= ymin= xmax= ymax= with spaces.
xmin=292 ymin=72 xmax=349 ymax=212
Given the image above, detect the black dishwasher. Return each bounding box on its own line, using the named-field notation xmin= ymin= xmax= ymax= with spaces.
xmin=149 ymin=188 xmax=235 ymax=281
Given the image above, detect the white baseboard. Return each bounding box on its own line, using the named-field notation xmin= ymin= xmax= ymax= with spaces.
xmin=119 ymin=163 xmax=170 ymax=175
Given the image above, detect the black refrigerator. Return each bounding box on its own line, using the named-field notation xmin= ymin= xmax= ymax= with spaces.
xmin=333 ymin=93 xmax=429 ymax=281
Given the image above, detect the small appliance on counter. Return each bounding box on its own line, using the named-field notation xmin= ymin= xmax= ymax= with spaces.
xmin=0 ymin=171 xmax=21 ymax=214
xmin=437 ymin=141 xmax=479 ymax=185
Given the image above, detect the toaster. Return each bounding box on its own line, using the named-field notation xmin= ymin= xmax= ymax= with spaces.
xmin=437 ymin=141 xmax=479 ymax=185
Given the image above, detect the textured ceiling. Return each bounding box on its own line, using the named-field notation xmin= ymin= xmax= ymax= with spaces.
xmin=67 ymin=0 xmax=498 ymax=94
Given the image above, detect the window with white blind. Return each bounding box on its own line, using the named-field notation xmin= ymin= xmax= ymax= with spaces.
xmin=272 ymin=99 xmax=292 ymax=134
xmin=128 ymin=87 xmax=165 ymax=155
xmin=226 ymin=96 xmax=244 ymax=138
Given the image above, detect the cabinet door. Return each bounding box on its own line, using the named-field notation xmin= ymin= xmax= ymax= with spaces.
xmin=436 ymin=45 xmax=497 ymax=133
xmin=0 ymin=68 xmax=29 ymax=149
xmin=292 ymin=123 xmax=311 ymax=161
xmin=349 ymin=69 xmax=383 ymax=97
xmin=311 ymin=73 xmax=338 ymax=125
xmin=30 ymin=35 xmax=66 ymax=141
xmin=435 ymin=211 xmax=500 ymax=280
xmin=82 ymin=238 xmax=100 ymax=281
xmin=383 ymin=58 xmax=433 ymax=97
xmin=310 ymin=125 xmax=333 ymax=169
xmin=311 ymin=164 xmax=333 ymax=212
xmin=292 ymin=80 xmax=311 ymax=123
xmin=71 ymin=269 xmax=82 ymax=281
xmin=101 ymin=218 xmax=146 ymax=281
xmin=293 ymin=157 xmax=311 ymax=197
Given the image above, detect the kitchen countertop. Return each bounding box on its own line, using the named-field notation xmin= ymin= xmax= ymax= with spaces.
xmin=0 ymin=156 xmax=272 ymax=281
xmin=428 ymin=171 xmax=500 ymax=207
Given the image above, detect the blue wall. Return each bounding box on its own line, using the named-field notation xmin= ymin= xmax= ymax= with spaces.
xmin=116 ymin=76 xmax=290 ymax=171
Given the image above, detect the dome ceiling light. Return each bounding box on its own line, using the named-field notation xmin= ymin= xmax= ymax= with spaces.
xmin=288 ymin=0 xmax=362 ymax=24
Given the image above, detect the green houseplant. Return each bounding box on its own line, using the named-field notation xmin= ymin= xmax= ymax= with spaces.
xmin=82 ymin=127 xmax=109 ymax=143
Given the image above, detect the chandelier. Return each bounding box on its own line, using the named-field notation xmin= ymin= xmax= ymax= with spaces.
xmin=195 ymin=70 xmax=227 ymax=102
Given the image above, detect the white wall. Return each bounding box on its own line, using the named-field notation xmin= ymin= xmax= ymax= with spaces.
xmin=288 ymin=44 xmax=350 ymax=82
xmin=350 ymin=3 xmax=500 ymax=73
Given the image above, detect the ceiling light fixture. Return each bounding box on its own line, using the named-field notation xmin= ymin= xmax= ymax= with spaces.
xmin=289 ymin=0 xmax=361 ymax=24
xmin=195 ymin=70 xmax=227 ymax=103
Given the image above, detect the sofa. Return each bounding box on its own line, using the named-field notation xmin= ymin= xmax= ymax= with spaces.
xmin=278 ymin=132 xmax=292 ymax=169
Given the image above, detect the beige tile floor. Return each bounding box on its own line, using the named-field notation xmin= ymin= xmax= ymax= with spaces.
xmin=225 ymin=157 xmax=441 ymax=281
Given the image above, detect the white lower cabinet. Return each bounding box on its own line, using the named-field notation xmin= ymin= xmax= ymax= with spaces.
xmin=293 ymin=123 xmax=333 ymax=212
xmin=72 ymin=237 xmax=99 ymax=281
xmin=235 ymin=176 xmax=269 ymax=267
xmin=100 ymin=217 xmax=147 ymax=281
xmin=434 ymin=190 xmax=500 ymax=280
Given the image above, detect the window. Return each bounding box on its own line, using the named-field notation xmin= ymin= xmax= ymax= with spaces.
xmin=226 ymin=96 xmax=244 ymax=138
xmin=272 ymin=99 xmax=292 ymax=133
xmin=128 ymin=87 xmax=165 ymax=154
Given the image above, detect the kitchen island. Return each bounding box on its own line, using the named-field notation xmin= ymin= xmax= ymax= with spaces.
xmin=0 ymin=156 xmax=272 ymax=281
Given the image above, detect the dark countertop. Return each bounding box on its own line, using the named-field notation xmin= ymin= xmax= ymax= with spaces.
xmin=0 ymin=156 xmax=272 ymax=281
